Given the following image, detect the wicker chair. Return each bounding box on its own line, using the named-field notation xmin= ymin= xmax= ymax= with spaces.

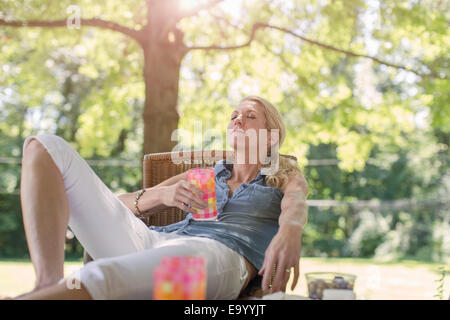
xmin=83 ymin=150 xmax=264 ymax=298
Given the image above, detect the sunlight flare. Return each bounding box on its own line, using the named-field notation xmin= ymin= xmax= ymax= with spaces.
xmin=178 ymin=0 xmax=242 ymax=18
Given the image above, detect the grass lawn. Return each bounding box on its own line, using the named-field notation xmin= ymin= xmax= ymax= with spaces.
xmin=0 ymin=258 xmax=84 ymax=298
xmin=0 ymin=257 xmax=448 ymax=299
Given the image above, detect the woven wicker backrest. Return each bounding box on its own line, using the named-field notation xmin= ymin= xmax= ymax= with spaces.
xmin=141 ymin=150 xmax=233 ymax=227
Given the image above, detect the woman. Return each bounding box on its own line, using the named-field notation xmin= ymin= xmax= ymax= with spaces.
xmin=12 ymin=95 xmax=308 ymax=299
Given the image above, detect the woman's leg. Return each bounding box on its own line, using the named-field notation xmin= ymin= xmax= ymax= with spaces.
xmin=20 ymin=134 xmax=157 ymax=292
xmin=50 ymin=235 xmax=250 ymax=300
xmin=21 ymin=138 xmax=69 ymax=290
xmin=13 ymin=234 xmax=248 ymax=300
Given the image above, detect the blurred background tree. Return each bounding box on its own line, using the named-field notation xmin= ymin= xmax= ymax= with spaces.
xmin=0 ymin=0 xmax=448 ymax=262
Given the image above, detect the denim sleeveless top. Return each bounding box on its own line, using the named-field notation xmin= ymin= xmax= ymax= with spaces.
xmin=148 ymin=159 xmax=284 ymax=270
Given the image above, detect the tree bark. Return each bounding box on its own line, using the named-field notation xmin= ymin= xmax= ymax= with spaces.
xmin=141 ymin=0 xmax=187 ymax=156
xmin=142 ymin=44 xmax=184 ymax=155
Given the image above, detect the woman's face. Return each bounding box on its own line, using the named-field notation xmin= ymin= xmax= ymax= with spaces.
xmin=226 ymin=100 xmax=269 ymax=154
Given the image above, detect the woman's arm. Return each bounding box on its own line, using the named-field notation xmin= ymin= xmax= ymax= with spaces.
xmin=118 ymin=171 xmax=208 ymax=217
xmin=117 ymin=171 xmax=188 ymax=216
xmin=259 ymin=173 xmax=309 ymax=293
xmin=117 ymin=187 xmax=166 ymax=217
xmin=278 ymin=174 xmax=309 ymax=230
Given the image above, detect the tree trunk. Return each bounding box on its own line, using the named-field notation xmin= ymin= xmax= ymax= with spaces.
xmin=142 ymin=45 xmax=183 ymax=156
xmin=141 ymin=0 xmax=187 ymax=156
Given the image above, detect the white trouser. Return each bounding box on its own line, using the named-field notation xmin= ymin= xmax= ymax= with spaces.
xmin=22 ymin=134 xmax=248 ymax=299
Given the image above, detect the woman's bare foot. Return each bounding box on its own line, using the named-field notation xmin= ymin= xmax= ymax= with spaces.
xmin=7 ymin=280 xmax=92 ymax=300
xmin=2 ymin=280 xmax=59 ymax=300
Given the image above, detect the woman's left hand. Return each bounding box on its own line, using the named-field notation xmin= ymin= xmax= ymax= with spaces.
xmin=259 ymin=224 xmax=303 ymax=293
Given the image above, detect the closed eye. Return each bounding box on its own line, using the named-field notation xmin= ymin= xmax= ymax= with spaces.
xmin=231 ymin=115 xmax=256 ymax=120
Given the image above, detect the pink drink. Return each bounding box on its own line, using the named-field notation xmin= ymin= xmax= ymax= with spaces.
xmin=186 ymin=168 xmax=217 ymax=221
xmin=153 ymin=256 xmax=206 ymax=300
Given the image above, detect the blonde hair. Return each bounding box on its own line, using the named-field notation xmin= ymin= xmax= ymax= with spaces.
xmin=239 ymin=95 xmax=304 ymax=189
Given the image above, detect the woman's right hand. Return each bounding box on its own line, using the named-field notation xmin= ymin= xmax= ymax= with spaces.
xmin=161 ymin=180 xmax=208 ymax=215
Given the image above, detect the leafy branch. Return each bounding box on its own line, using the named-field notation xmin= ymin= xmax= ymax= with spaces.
xmin=186 ymin=22 xmax=447 ymax=80
xmin=0 ymin=17 xmax=142 ymax=41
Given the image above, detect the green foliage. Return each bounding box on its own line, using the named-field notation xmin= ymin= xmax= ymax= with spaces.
xmin=302 ymin=137 xmax=449 ymax=263
xmin=0 ymin=194 xmax=28 ymax=257
xmin=177 ymin=0 xmax=448 ymax=172
xmin=1 ymin=0 xmax=448 ymax=163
